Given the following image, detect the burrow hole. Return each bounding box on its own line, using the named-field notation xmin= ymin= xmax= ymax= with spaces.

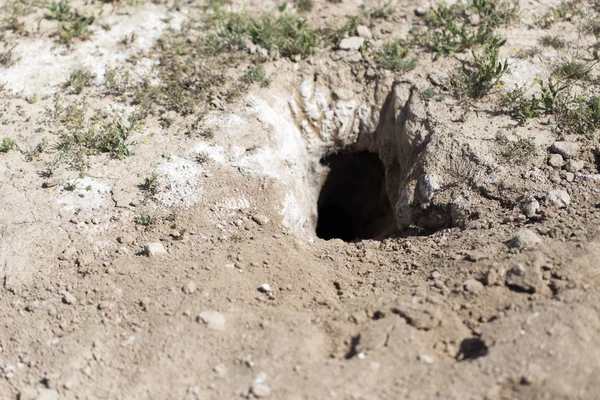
xmin=316 ymin=151 xmax=397 ymax=242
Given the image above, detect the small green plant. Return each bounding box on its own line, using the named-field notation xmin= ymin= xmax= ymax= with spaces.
xmin=241 ymin=66 xmax=271 ymax=87
xmin=64 ymin=68 xmax=95 ymax=94
xmin=375 ymin=42 xmax=417 ymax=72
xmin=0 ymin=137 xmax=15 ymax=153
xmin=0 ymin=45 xmax=17 ymax=67
xmin=136 ymin=212 xmax=153 ymax=226
xmin=62 ymin=179 xmax=78 ymax=191
xmin=119 ymin=32 xmax=137 ymax=47
xmin=496 ymin=133 xmax=537 ymax=163
xmin=365 ymin=0 xmax=395 ymax=22
xmin=554 ymin=94 xmax=600 ymax=137
xmin=420 ymin=88 xmax=436 ymax=101
xmin=553 ymin=58 xmax=593 ymax=81
xmin=296 ymin=0 xmax=314 ymax=12
xmin=500 ymin=78 xmax=567 ymax=124
xmin=515 ymin=47 xmax=541 ymax=59
xmin=45 ymin=0 xmax=95 ymax=46
xmin=141 ymin=173 xmax=159 ymax=195
xmin=104 ymin=67 xmax=131 ymax=95
xmin=539 ymin=35 xmax=565 ymax=49
xmin=454 ymin=38 xmax=509 ymax=98
xmin=23 ymin=139 xmax=49 ymax=161
xmin=248 ymin=15 xmax=320 ymax=60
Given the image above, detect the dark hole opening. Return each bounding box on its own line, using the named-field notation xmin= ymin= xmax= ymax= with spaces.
xmin=456 ymin=337 xmax=489 ymax=361
xmin=316 ymin=151 xmax=396 ymax=242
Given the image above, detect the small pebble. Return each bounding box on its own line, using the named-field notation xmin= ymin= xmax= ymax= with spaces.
xmin=62 ymin=292 xmax=77 ymax=305
xmin=258 ymin=283 xmax=272 ymax=293
xmin=251 ymin=214 xmax=270 ymax=226
xmin=251 ymin=382 xmax=271 ymax=398
xmin=182 ymin=281 xmax=197 ymax=294
xmin=145 ymin=242 xmax=167 ymax=257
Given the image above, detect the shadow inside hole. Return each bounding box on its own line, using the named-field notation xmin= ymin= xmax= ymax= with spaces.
xmin=316 ymin=151 xmax=397 ymax=242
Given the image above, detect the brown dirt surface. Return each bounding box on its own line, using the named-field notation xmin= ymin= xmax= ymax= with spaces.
xmin=1 ymin=0 xmax=600 ymax=399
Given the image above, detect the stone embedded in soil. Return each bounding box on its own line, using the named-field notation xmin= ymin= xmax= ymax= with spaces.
xmin=521 ymin=199 xmax=540 ymax=218
xmin=62 ymin=291 xmax=77 ymax=305
xmin=508 ymin=228 xmax=542 ymax=250
xmin=418 ymin=174 xmax=439 ymax=203
xmin=551 ymin=142 xmax=580 ymax=159
xmin=182 ymin=281 xmax=197 ymax=294
xmin=339 ymin=36 xmax=365 ymax=51
xmin=392 ymin=302 xmax=442 ymax=330
xmin=145 ymin=242 xmax=167 ymax=257
xmin=547 ymin=154 xmax=564 ymax=168
xmin=546 ymin=189 xmax=571 ymax=208
xmin=565 ymin=159 xmax=584 ymax=173
xmin=251 ymin=382 xmax=272 ymax=398
xmin=257 ymin=283 xmax=272 ymax=293
xmin=356 ymin=25 xmax=372 ymax=39
xmin=506 ymin=264 xmax=543 ymax=294
xmin=36 ymin=389 xmax=59 ymax=400
xmin=463 ymin=279 xmax=485 ymax=295
xmin=198 ymin=311 xmax=226 ymax=331
xmin=251 ymin=214 xmax=270 ymax=226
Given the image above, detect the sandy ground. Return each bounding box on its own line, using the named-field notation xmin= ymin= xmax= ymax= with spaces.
xmin=1 ymin=0 xmax=600 ymax=399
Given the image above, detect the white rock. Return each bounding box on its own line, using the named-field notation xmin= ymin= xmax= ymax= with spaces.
xmin=198 ymin=311 xmax=226 ymax=331
xmin=182 ymin=281 xmax=197 ymax=294
xmin=62 ymin=291 xmax=77 ymax=305
xmin=356 ymin=25 xmax=372 ymax=39
xmin=508 ymin=228 xmax=542 ymax=249
xmin=551 ymin=141 xmax=580 ymax=159
xmin=145 ymin=242 xmax=167 ymax=257
xmin=419 ymin=174 xmax=439 ymax=203
xmin=36 ymin=389 xmax=59 ymax=400
xmin=463 ymin=279 xmax=484 ymax=294
xmin=258 ymin=283 xmax=272 ymax=293
xmin=521 ymin=199 xmax=540 ymax=218
xmin=565 ymin=159 xmax=584 ymax=173
xmin=547 ymin=154 xmax=564 ymax=168
xmin=251 ymin=382 xmax=272 ymax=397
xmin=418 ymin=354 xmax=434 ymax=364
xmin=546 ymin=189 xmax=570 ymax=208
xmin=339 ymin=37 xmax=365 ymax=51
xmin=251 ymin=214 xmax=270 ymax=226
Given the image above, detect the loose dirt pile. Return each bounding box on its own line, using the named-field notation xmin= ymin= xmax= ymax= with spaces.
xmin=1 ymin=0 xmax=600 ymax=399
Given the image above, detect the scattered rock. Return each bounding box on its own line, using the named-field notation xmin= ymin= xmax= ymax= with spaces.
xmin=485 ymin=267 xmax=505 ymax=286
xmin=145 ymin=242 xmax=167 ymax=257
xmin=62 ymin=291 xmax=77 ymax=305
xmin=356 ymin=25 xmax=372 ymax=39
xmin=198 ymin=311 xmax=226 ymax=331
xmin=418 ymin=354 xmax=434 ymax=364
xmin=521 ymin=198 xmax=540 ymax=218
xmin=546 ymin=189 xmax=570 ymax=208
xmin=506 ymin=264 xmax=543 ymax=294
xmin=339 ymin=36 xmax=365 ymax=51
xmin=258 ymin=283 xmax=272 ymax=293
xmin=251 ymin=382 xmax=271 ymax=398
xmin=414 ymin=7 xmax=428 ymax=16
xmin=463 ymin=279 xmax=484 ymax=295
xmin=508 ymin=228 xmax=542 ymax=249
xmin=564 ymin=172 xmax=575 ymax=182
xmin=182 ymin=281 xmax=197 ymax=294
xmin=565 ymin=159 xmax=584 ymax=173
xmin=214 ymin=363 xmax=228 ymax=378
xmin=36 ymin=389 xmax=59 ymax=400
xmin=547 ymin=154 xmax=564 ymax=168
xmin=251 ymin=214 xmax=270 ymax=226
xmin=428 ymin=71 xmax=448 ymax=87
xmin=418 ymin=174 xmax=439 ymax=203
xmin=550 ymin=141 xmax=579 ymax=159
xmin=392 ymin=301 xmax=442 ymax=330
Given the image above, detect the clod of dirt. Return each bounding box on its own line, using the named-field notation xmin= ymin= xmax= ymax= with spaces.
xmin=548 ymin=154 xmax=564 ymax=168
xmin=251 ymin=382 xmax=272 ymax=398
xmin=182 ymin=281 xmax=197 ymax=294
xmin=506 ymin=264 xmax=543 ymax=294
xmin=546 ymin=190 xmax=571 ymax=208
xmin=62 ymin=291 xmax=77 ymax=305
xmin=508 ymin=228 xmax=542 ymax=249
xmin=198 ymin=311 xmax=226 ymax=331
xmin=551 ymin=142 xmax=580 ymax=159
xmin=463 ymin=279 xmax=485 ymax=295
